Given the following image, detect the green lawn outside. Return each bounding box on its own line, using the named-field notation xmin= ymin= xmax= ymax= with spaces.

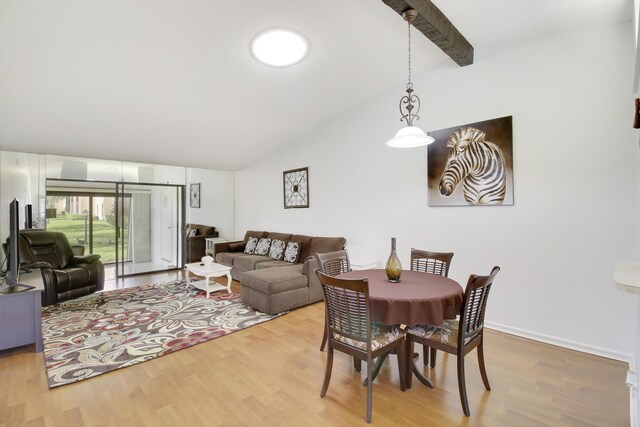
xmin=47 ymin=216 xmax=128 ymax=263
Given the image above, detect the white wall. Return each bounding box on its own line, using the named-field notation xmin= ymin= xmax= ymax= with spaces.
xmin=0 ymin=152 xmax=43 ymax=239
xmin=235 ymin=22 xmax=638 ymax=361
xmin=186 ymin=168 xmax=234 ymax=239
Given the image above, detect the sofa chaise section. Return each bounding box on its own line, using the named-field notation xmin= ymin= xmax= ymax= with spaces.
xmin=214 ymin=231 xmax=346 ymax=314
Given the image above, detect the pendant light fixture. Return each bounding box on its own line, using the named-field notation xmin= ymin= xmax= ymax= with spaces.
xmin=386 ymin=9 xmax=435 ymax=148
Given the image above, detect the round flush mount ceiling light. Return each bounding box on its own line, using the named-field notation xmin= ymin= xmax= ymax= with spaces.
xmin=251 ymin=29 xmax=309 ymax=67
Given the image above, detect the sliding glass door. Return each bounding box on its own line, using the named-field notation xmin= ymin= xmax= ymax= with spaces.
xmin=115 ymin=183 xmax=183 ymax=278
xmin=47 ymin=180 xmax=184 ymax=280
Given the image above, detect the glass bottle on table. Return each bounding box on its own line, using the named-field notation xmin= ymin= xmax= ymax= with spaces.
xmin=385 ymin=237 xmax=402 ymax=282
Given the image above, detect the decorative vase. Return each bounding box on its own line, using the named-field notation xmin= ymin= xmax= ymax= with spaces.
xmin=385 ymin=237 xmax=402 ymax=282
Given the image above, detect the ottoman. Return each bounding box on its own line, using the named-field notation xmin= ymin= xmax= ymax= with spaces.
xmin=240 ymin=264 xmax=308 ymax=315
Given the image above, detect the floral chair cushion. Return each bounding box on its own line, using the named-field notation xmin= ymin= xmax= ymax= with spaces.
xmin=255 ymin=238 xmax=272 ymax=256
xmin=332 ymin=323 xmax=404 ymax=352
xmin=269 ymin=239 xmax=286 ymax=260
xmin=406 ymin=319 xmax=470 ymax=347
xmin=244 ymin=237 xmax=259 ymax=254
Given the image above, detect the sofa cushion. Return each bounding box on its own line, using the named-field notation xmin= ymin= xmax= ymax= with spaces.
xmin=198 ymin=225 xmax=215 ymax=236
xmin=283 ymin=241 xmax=301 ymax=263
xmin=216 ymin=252 xmax=248 ymax=266
xmin=290 ymin=234 xmax=313 ymax=262
xmin=255 ymin=238 xmax=272 ymax=256
xmin=267 ymin=232 xmax=293 ymax=242
xmin=241 ymin=264 xmax=306 ymax=295
xmin=244 ymin=237 xmax=258 ymax=254
xmin=255 ymin=260 xmax=293 ymax=269
xmin=234 ymin=254 xmax=271 ymax=271
xmin=243 ymin=230 xmax=268 ymax=243
xmin=309 ymin=236 xmax=346 ymax=258
xmin=269 ymin=239 xmax=286 ymax=260
xmin=186 ymin=224 xmax=215 ymax=236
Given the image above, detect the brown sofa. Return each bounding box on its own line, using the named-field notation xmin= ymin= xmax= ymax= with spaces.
xmin=214 ymin=230 xmax=346 ymax=314
xmin=184 ymin=223 xmax=219 ymax=263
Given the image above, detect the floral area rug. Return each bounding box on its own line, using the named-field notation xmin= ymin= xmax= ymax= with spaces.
xmin=41 ymin=280 xmax=282 ymax=388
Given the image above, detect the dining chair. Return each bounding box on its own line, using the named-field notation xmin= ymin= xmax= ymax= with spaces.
xmin=404 ymin=266 xmax=500 ymax=417
xmin=410 ymin=248 xmax=453 ymax=277
xmin=410 ymin=248 xmax=454 ymax=366
xmin=316 ymin=270 xmax=406 ymax=424
xmin=315 ymin=250 xmax=352 ymax=352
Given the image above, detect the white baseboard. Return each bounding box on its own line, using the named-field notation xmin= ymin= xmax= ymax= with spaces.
xmin=485 ymin=321 xmax=633 ymax=365
xmin=627 ymin=371 xmax=639 ymax=427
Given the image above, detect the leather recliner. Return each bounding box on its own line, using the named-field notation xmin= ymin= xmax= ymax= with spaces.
xmin=18 ymin=231 xmax=104 ymax=306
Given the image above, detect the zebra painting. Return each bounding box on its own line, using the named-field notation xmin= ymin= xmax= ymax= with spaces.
xmin=438 ymin=127 xmax=507 ymax=205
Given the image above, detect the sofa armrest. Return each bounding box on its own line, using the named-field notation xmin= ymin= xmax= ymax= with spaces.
xmin=39 ymin=266 xmax=58 ymax=307
xmin=303 ymin=256 xmax=323 ymax=303
xmin=215 ymin=240 xmax=244 ymax=254
xmin=72 ymin=254 xmax=102 ymax=264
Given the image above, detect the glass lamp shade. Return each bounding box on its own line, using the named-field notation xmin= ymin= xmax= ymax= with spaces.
xmin=386 ymin=126 xmax=435 ymax=148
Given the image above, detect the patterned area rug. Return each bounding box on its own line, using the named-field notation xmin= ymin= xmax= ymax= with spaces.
xmin=41 ymin=280 xmax=282 ymax=388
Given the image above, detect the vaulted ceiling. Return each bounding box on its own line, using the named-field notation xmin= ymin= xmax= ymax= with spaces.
xmin=0 ymin=0 xmax=631 ymax=170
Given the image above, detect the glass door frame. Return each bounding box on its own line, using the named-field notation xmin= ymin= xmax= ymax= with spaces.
xmin=115 ymin=181 xmax=185 ymax=279
xmin=46 ymin=178 xmax=186 ymax=279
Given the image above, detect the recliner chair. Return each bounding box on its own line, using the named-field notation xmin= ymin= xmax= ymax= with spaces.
xmin=18 ymin=231 xmax=104 ymax=306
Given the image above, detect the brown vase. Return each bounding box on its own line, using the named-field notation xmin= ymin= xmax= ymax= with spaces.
xmin=385 ymin=237 xmax=402 ymax=282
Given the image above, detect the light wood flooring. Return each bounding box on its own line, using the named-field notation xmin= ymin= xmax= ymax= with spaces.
xmin=0 ymin=271 xmax=630 ymax=426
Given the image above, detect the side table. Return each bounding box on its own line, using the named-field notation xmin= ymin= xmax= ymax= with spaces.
xmin=205 ymin=237 xmax=230 ymax=257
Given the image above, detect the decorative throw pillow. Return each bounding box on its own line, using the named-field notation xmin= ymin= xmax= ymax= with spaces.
xmin=188 ymin=228 xmax=197 ymax=237
xmin=283 ymin=241 xmax=301 ymax=263
xmin=244 ymin=237 xmax=258 ymax=254
xmin=269 ymin=239 xmax=286 ymax=260
xmin=255 ymin=238 xmax=272 ymax=256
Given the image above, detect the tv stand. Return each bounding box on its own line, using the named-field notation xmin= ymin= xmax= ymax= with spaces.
xmin=0 ymin=270 xmax=43 ymax=352
xmin=0 ymin=282 xmax=35 ymax=295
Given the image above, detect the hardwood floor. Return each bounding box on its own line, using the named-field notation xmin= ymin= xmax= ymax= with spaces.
xmin=0 ymin=271 xmax=630 ymax=426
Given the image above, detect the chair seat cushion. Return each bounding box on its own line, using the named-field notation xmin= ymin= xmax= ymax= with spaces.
xmin=406 ymin=320 xmax=470 ymax=347
xmin=332 ymin=323 xmax=404 ymax=352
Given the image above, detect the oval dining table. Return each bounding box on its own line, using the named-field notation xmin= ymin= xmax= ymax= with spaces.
xmin=337 ymin=268 xmax=464 ymax=387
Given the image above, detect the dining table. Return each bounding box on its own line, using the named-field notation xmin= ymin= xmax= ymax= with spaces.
xmin=337 ymin=268 xmax=464 ymax=387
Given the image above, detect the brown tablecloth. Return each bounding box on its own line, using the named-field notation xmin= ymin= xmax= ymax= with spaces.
xmin=338 ymin=269 xmax=463 ymax=326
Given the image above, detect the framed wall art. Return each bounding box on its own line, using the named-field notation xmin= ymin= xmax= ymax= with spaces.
xmin=427 ymin=115 xmax=514 ymax=206
xmin=190 ymin=183 xmax=201 ymax=208
xmin=283 ymin=167 xmax=309 ymax=209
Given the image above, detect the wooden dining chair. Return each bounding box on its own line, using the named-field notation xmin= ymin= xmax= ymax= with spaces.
xmin=315 ymin=250 xmax=352 ymax=351
xmin=404 ymin=266 xmax=500 ymax=417
xmin=316 ymin=270 xmax=406 ymax=424
xmin=410 ymin=248 xmax=454 ymax=277
xmin=410 ymin=248 xmax=454 ymax=365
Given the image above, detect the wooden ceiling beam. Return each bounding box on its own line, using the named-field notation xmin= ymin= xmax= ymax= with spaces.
xmin=382 ymin=0 xmax=474 ymax=67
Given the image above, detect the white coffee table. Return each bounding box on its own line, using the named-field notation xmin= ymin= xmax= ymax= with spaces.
xmin=185 ymin=262 xmax=233 ymax=297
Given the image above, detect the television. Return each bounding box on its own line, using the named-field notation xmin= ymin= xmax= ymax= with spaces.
xmin=0 ymin=199 xmax=34 ymax=294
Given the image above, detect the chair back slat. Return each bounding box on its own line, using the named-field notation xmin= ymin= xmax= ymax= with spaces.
xmin=315 ymin=250 xmax=351 ymax=277
xmin=459 ymin=266 xmax=500 ymax=345
xmin=317 ymin=270 xmax=370 ymax=343
xmin=410 ymin=249 xmax=454 ymax=277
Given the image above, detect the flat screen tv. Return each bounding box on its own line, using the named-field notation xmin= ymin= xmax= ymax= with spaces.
xmin=0 ymin=199 xmax=34 ymax=294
